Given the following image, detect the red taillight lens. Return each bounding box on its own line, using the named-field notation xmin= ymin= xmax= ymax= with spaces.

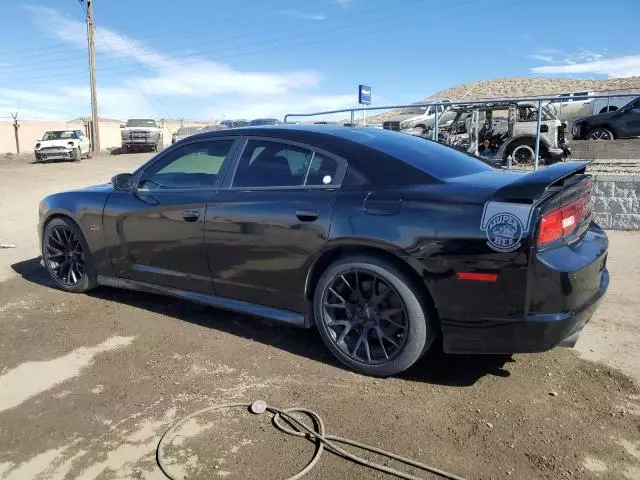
xmin=538 ymin=192 xmax=591 ymax=246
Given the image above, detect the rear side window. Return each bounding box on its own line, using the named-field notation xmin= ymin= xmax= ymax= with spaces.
xmin=339 ymin=128 xmax=494 ymax=180
xmin=233 ymin=140 xmax=310 ymax=187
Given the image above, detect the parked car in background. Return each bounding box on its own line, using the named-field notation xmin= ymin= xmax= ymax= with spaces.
xmin=218 ymin=119 xmax=249 ymax=129
xmin=572 ymin=96 xmax=640 ymax=140
xmin=249 ymin=118 xmax=282 ymax=126
xmin=121 ymin=118 xmax=163 ymax=153
xmin=34 ymin=129 xmax=91 ymax=162
xmin=172 ymin=126 xmax=204 ymax=144
xmin=38 ymin=125 xmax=608 ymax=376
xmin=382 ymin=100 xmax=452 ymax=133
xmin=548 ymin=91 xmax=637 ymax=127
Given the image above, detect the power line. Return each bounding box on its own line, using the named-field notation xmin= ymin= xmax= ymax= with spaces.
xmin=5 ymin=0 xmax=534 ymax=87
xmin=5 ymin=0 xmax=400 ymax=72
xmin=8 ymin=0 xmax=335 ymax=61
xmin=5 ymin=0 xmax=484 ymax=82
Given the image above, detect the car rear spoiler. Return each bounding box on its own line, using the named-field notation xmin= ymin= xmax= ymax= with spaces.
xmin=493 ymin=162 xmax=589 ymax=202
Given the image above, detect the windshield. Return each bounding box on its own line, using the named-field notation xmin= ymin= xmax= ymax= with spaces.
xmin=42 ymin=131 xmax=75 ymax=140
xmin=176 ymin=127 xmax=202 ymax=135
xmin=400 ymin=105 xmax=428 ymax=115
xmin=126 ymin=119 xmax=157 ymax=128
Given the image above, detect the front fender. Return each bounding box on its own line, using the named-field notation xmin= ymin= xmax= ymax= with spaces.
xmin=39 ymin=190 xmax=113 ymax=276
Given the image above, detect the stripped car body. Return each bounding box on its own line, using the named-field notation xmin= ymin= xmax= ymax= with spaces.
xmin=436 ymin=101 xmax=571 ymax=165
xmin=38 ymin=125 xmax=607 ymax=375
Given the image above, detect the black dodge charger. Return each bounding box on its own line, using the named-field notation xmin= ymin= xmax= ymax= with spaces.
xmin=39 ymin=125 xmax=609 ymax=376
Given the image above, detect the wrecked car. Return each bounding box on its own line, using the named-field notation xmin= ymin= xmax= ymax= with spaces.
xmin=34 ymin=129 xmax=92 ymax=162
xmin=435 ymin=102 xmax=571 ymax=165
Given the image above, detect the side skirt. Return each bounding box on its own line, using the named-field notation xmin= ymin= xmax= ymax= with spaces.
xmin=97 ymin=275 xmax=307 ymax=328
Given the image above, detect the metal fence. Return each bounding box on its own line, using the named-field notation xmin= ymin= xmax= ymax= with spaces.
xmin=284 ymin=92 xmax=640 ymax=170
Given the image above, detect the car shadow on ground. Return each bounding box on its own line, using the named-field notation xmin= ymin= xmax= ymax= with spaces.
xmin=11 ymin=256 xmax=514 ymax=387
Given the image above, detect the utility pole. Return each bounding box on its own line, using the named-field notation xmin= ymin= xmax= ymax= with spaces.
xmin=10 ymin=112 xmax=19 ymax=154
xmin=84 ymin=0 xmax=100 ymax=151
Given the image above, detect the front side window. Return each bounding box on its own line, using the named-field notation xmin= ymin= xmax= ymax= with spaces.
xmin=139 ymin=140 xmax=235 ymax=190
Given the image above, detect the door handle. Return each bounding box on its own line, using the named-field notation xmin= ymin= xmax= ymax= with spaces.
xmin=295 ymin=209 xmax=319 ymax=222
xmin=182 ymin=209 xmax=201 ymax=222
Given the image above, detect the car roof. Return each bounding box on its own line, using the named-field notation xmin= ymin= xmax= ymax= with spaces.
xmin=181 ymin=124 xmax=435 ymax=186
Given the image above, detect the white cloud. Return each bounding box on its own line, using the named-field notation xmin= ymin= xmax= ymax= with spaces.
xmin=531 ymin=54 xmax=640 ymax=78
xmin=16 ymin=5 xmax=345 ymax=120
xmin=212 ymin=94 xmax=356 ymax=121
xmin=529 ymin=54 xmax=554 ymax=63
xmin=281 ymin=10 xmax=327 ymax=21
xmin=563 ymin=50 xmax=603 ymax=65
xmin=337 ymin=0 xmax=354 ymax=6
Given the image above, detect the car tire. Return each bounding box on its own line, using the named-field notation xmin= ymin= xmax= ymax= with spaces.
xmin=313 ymin=255 xmax=434 ymax=377
xmin=72 ymin=147 xmax=81 ymax=162
xmin=587 ymin=127 xmax=614 ymax=141
xmin=42 ymin=217 xmax=97 ymax=293
xmin=505 ymin=139 xmax=536 ymax=166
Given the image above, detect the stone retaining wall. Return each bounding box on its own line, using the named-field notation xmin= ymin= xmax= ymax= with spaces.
xmin=591 ymin=174 xmax=640 ymax=230
xmin=569 ymin=139 xmax=640 ymax=160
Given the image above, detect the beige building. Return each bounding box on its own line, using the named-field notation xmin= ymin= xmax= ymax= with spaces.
xmin=0 ymin=118 xmax=210 ymax=154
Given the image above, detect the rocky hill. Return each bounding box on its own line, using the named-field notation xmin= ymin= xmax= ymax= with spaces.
xmin=365 ymin=76 xmax=640 ymax=124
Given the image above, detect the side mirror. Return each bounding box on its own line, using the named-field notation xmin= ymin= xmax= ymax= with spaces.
xmin=111 ymin=173 xmax=133 ymax=191
xmin=120 ymin=124 xmax=125 ymax=128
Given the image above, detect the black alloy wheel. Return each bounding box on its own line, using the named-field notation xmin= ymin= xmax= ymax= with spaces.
xmin=314 ymin=256 xmax=433 ymax=376
xmin=42 ymin=218 xmax=96 ymax=292
xmin=323 ymin=268 xmax=409 ymax=364
xmin=588 ymin=127 xmax=614 ymax=141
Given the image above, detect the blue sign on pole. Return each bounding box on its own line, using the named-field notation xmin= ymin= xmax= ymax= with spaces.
xmin=358 ymin=85 xmax=371 ymax=105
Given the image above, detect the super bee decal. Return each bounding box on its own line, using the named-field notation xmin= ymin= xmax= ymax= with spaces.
xmin=481 ymin=201 xmax=535 ymax=252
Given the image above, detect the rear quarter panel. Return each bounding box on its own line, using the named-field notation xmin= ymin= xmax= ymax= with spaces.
xmin=328 ymin=185 xmax=533 ymax=323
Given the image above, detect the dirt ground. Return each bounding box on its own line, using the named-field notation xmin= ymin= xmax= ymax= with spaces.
xmin=0 ymin=152 xmax=639 ymax=480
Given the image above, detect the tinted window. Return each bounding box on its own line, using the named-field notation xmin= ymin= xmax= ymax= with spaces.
xmin=336 ymin=128 xmax=494 ymax=180
xmin=139 ymin=140 xmax=234 ymax=190
xmin=233 ymin=140 xmax=311 ymax=188
xmin=306 ymin=153 xmax=339 ymax=186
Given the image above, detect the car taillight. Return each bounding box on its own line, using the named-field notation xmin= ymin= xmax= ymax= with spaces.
xmin=538 ymin=190 xmax=591 ymax=246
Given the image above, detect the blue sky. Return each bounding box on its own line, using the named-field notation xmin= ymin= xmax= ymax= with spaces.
xmin=0 ymin=0 xmax=638 ymax=121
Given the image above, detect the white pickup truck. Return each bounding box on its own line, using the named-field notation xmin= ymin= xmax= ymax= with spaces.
xmin=383 ymin=100 xmax=453 ymax=134
xmin=121 ymin=118 xmax=163 ymax=153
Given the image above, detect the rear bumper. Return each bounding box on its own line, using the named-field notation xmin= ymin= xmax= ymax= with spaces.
xmin=441 ymin=268 xmax=608 ymax=353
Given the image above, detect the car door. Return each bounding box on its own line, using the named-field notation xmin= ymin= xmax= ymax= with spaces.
xmin=616 ymin=98 xmax=640 ymax=138
xmin=77 ymin=131 xmax=91 ymax=154
xmin=204 ymin=137 xmax=346 ymax=313
xmin=105 ymin=137 xmax=239 ymax=293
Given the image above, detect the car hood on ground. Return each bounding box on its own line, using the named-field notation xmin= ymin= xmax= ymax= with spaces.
xmin=36 ymin=139 xmax=77 ymax=149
